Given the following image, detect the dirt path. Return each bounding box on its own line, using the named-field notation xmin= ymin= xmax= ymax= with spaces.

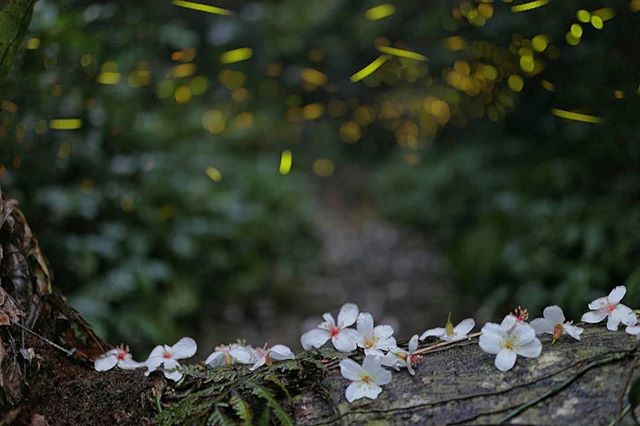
xmin=198 ymin=167 xmax=457 ymax=349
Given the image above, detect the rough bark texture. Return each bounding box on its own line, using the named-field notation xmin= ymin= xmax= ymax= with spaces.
xmin=293 ymin=329 xmax=640 ymax=425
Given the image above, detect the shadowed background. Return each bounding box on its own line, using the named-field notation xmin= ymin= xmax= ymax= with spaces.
xmin=1 ymin=0 xmax=639 ymax=354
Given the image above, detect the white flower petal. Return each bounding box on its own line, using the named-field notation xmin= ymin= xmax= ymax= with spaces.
xmin=301 ymin=328 xmax=331 ymax=350
xmin=495 ymin=349 xmax=517 ymax=372
xmin=120 ymin=358 xmax=144 ymax=370
xmin=419 ymin=328 xmax=445 ymax=340
xmin=372 ymin=366 xmax=392 ymax=385
xmin=163 ymin=366 xmax=183 ymax=382
xmin=530 ymin=318 xmax=553 ymax=335
xmin=581 ymin=310 xmax=607 ymax=324
xmin=171 ymin=337 xmax=197 ymax=360
xmin=94 ymin=354 xmax=118 ymax=372
xmin=320 ymin=313 xmax=336 ymax=330
xmin=588 ymin=297 xmax=608 ymax=310
xmin=229 ymin=347 xmax=254 ymax=364
xmin=145 ymin=355 xmax=165 ymax=373
xmin=479 ymin=323 xmax=504 ymax=354
xmin=607 ymin=312 xmax=623 ymax=331
xmin=408 ymin=335 xmax=419 ymax=352
xmin=337 ymin=303 xmax=359 ymax=328
xmin=511 ymin=324 xmax=536 ymax=345
xmin=562 ymin=324 xmax=583 ymax=340
xmin=357 ymin=313 xmax=375 ymax=338
xmin=543 ymin=306 xmax=565 ymax=324
xmin=333 ymin=328 xmax=359 ymax=352
xmin=148 ymin=344 xmax=166 ymax=360
xmin=362 ymin=354 xmax=382 ymax=372
xmin=626 ymin=325 xmax=640 ymax=336
xmin=380 ymin=351 xmax=404 ymax=370
xmin=500 ymin=315 xmax=518 ymax=330
xmin=269 ymin=345 xmax=295 ymax=361
xmin=250 ymin=357 xmax=267 ymax=371
xmin=373 ymin=325 xmax=395 ymax=340
xmin=453 ymin=318 xmax=475 ymax=337
xmin=361 ymin=382 xmax=383 ymax=400
xmin=205 ymin=351 xmax=225 ymax=367
xmin=340 ymin=358 xmax=363 ymax=381
xmin=516 ymin=338 xmax=542 ymax=358
xmin=376 ymin=337 xmax=397 ymax=351
xmin=608 ymin=286 xmax=626 ymax=304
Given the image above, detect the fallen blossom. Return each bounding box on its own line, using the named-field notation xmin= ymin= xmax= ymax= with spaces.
xmin=205 ymin=343 xmax=252 ymax=367
xmin=145 ymin=337 xmax=197 ymax=381
xmin=381 ymin=334 xmax=420 ymax=375
xmin=479 ymin=315 xmax=542 ymax=372
xmin=300 ymin=303 xmax=360 ymax=352
xmin=248 ymin=344 xmax=295 ymax=371
xmin=420 ymin=315 xmax=475 ymax=342
xmin=626 ymin=325 xmax=640 ymax=338
xmin=355 ymin=312 xmax=396 ymax=355
xmin=340 ymin=355 xmax=391 ymax=402
xmin=94 ymin=345 xmax=142 ymax=371
xmin=581 ymin=286 xmax=637 ymax=331
xmin=530 ymin=305 xmax=583 ymax=341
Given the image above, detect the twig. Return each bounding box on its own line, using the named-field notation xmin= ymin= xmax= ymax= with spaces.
xmin=13 ymin=322 xmax=76 ymax=356
xmin=414 ymin=332 xmax=482 ymax=356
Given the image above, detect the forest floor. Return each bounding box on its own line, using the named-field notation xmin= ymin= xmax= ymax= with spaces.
xmin=198 ymin=166 xmax=460 ymax=349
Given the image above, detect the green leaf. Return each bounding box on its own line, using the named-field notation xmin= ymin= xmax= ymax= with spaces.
xmin=628 ymin=377 xmax=640 ymax=424
xmin=230 ymin=394 xmax=253 ymax=425
xmin=253 ymin=385 xmax=294 ymax=426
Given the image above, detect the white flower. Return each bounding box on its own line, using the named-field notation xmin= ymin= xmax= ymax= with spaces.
xmin=581 ymin=286 xmax=637 ymax=331
xmin=420 ymin=316 xmax=475 ymax=342
xmin=340 ymin=355 xmax=392 ymax=402
xmin=381 ymin=334 xmax=420 ymax=375
xmin=145 ymin=337 xmax=197 ymax=381
xmin=247 ymin=344 xmax=296 ymax=371
xmin=479 ymin=315 xmax=542 ymax=372
xmin=626 ymin=325 xmax=640 ymax=338
xmin=530 ymin=305 xmax=583 ymax=341
xmin=355 ymin=313 xmax=396 ymax=355
xmin=300 ymin=303 xmax=360 ymax=352
xmin=94 ymin=345 xmax=143 ymax=371
xmin=205 ymin=343 xmax=252 ymax=367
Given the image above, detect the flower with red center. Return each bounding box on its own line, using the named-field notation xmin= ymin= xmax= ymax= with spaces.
xmin=530 ymin=306 xmax=583 ymax=342
xmin=94 ymin=344 xmax=142 ymax=372
xmin=300 ymin=303 xmax=360 ymax=352
xmin=145 ymin=337 xmax=197 ymax=381
xmin=581 ymin=285 xmax=637 ymax=331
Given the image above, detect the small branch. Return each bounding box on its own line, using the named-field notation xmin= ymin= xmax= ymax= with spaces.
xmin=13 ymin=322 xmax=76 ymax=357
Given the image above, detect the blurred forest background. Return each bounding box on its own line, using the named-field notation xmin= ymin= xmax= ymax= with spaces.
xmin=1 ymin=0 xmax=639 ymax=354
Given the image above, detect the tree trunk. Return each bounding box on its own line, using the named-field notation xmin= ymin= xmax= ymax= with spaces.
xmin=1 ymin=4 xmax=639 ymax=424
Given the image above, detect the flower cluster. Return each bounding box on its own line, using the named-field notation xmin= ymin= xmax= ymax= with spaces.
xmin=94 ymin=285 xmax=639 ymax=404
xmin=94 ymin=338 xmax=294 ymax=381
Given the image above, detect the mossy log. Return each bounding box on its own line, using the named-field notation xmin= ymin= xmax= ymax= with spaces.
xmin=0 ymin=190 xmax=639 ymax=426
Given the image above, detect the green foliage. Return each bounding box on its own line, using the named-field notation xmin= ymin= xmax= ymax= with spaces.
xmin=2 ymin=0 xmax=640 ymax=342
xmin=155 ymin=350 xmax=334 ymax=426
